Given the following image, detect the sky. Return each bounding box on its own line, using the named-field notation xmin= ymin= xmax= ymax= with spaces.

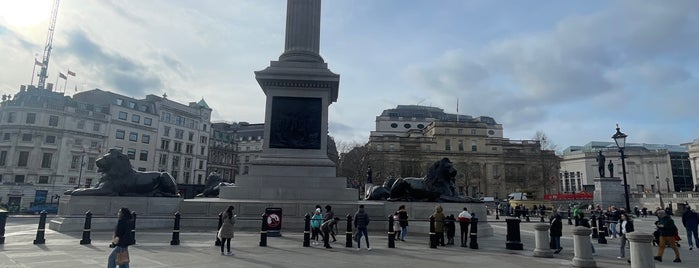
xmin=1 ymin=0 xmax=698 ymax=151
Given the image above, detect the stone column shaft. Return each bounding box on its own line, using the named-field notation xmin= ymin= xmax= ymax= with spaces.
xmin=627 ymin=232 xmax=655 ymax=268
xmin=280 ymin=0 xmax=323 ymax=62
xmin=572 ymin=226 xmax=596 ymax=268
xmin=533 ymin=223 xmax=553 ymax=258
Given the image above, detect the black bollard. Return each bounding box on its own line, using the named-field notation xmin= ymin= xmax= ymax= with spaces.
xmin=33 ymin=210 xmax=47 ymax=244
xmin=0 ymin=209 xmax=7 ymax=244
xmin=80 ymin=211 xmax=92 ymax=245
xmin=469 ymin=216 xmax=479 ymax=249
xmin=259 ymin=213 xmax=268 ymax=247
xmin=303 ymin=213 xmax=310 ymax=247
xmin=388 ymin=215 xmax=395 ymax=248
xmin=170 ymin=212 xmax=181 ymax=245
xmin=597 ymin=215 xmax=607 ymax=244
xmin=525 ymin=214 xmax=530 ymax=222
xmin=345 ymin=214 xmax=353 ymax=248
xmin=429 ymin=215 xmax=437 ymax=248
xmin=130 ymin=212 xmax=137 ymax=245
xmin=590 ymin=214 xmax=598 ymax=239
xmin=215 ymin=212 xmax=223 ymax=246
xmin=495 ymin=207 xmax=500 ymax=220
xmin=540 ymin=215 xmax=545 ymax=222
xmin=567 ymin=208 xmax=572 ymax=225
xmin=505 ymin=218 xmax=523 ymax=250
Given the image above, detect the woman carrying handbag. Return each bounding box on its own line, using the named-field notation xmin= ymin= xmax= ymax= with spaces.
xmin=108 ymin=207 xmax=132 ymax=268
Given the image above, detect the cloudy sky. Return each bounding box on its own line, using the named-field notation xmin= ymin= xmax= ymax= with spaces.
xmin=1 ymin=0 xmax=697 ymax=151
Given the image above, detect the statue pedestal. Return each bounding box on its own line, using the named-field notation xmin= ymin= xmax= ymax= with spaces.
xmin=48 ymin=195 xmax=182 ymax=231
xmin=593 ymin=177 xmax=625 ymax=209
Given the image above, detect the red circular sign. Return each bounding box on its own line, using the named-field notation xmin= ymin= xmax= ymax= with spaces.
xmin=267 ymin=213 xmax=281 ymax=228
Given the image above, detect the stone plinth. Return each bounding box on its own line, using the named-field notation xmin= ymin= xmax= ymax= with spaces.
xmin=572 ymin=226 xmax=596 ymax=268
xmin=627 ymin=232 xmax=655 ymax=268
xmin=533 ymin=223 xmax=553 ymax=258
xmin=593 ymin=177 xmax=625 ymax=209
xmin=48 ymin=195 xmax=182 ymax=232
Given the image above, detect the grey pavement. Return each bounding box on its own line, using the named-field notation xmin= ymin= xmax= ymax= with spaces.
xmin=0 ymin=215 xmax=696 ymax=267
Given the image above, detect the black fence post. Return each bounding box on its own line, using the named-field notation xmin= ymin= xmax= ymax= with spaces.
xmin=597 ymin=215 xmax=607 ymax=244
xmin=215 ymin=212 xmax=223 ymax=246
xmin=260 ymin=213 xmax=268 ymax=247
xmin=303 ymin=213 xmax=310 ymax=247
xmin=567 ymin=208 xmax=573 ymax=225
xmin=170 ymin=211 xmax=181 ymax=245
xmin=388 ymin=215 xmax=395 ymax=248
xmin=80 ymin=211 xmax=92 ymax=245
xmin=33 ymin=210 xmax=47 ymax=244
xmin=345 ymin=214 xmax=353 ymax=248
xmin=429 ymin=215 xmax=437 ymax=248
xmin=130 ymin=212 xmax=137 ymax=245
xmin=590 ymin=214 xmax=598 ymax=239
xmin=469 ymin=216 xmax=479 ymax=249
xmin=0 ymin=209 xmax=7 ymax=244
xmin=495 ymin=207 xmax=500 ymax=220
xmin=505 ymin=218 xmax=523 ymax=250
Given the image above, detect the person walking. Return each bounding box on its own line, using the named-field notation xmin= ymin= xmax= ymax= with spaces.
xmin=654 ymin=210 xmax=681 ymax=263
xmin=392 ymin=212 xmax=401 ymax=240
xmin=321 ymin=217 xmax=340 ymax=249
xmin=398 ymin=205 xmax=409 ymax=241
xmin=217 ymin=205 xmax=237 ymax=256
xmin=324 ymin=205 xmax=337 ymax=242
xmin=457 ymin=207 xmax=472 ymax=247
xmin=445 ymin=214 xmax=456 ymax=245
xmin=608 ymin=206 xmax=620 ymax=238
xmin=108 ymin=207 xmax=133 ymax=268
xmin=618 ymin=213 xmax=634 ymax=260
xmin=354 ymin=204 xmax=371 ymax=250
xmin=550 ymin=213 xmax=563 ymax=254
xmin=311 ymin=208 xmax=323 ymax=246
xmin=433 ymin=205 xmax=446 ymax=246
xmin=682 ymin=207 xmax=699 ymax=250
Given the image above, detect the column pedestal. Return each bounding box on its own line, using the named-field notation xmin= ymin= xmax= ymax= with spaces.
xmin=533 ymin=223 xmax=553 ymax=258
xmin=627 ymin=232 xmax=655 ymax=268
xmin=572 ymin=226 xmax=596 ymax=268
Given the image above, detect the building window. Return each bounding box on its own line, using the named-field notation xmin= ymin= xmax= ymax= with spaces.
xmin=139 ymin=150 xmax=148 ymax=161
xmin=445 ymin=128 xmax=450 ymax=134
xmin=128 ymin=101 xmax=136 ymax=109
xmin=172 ymin=155 xmax=180 ymax=167
xmin=49 ymin=115 xmax=58 ymax=126
xmin=142 ymin=135 xmax=150 ymax=144
xmin=90 ymin=141 xmax=99 ymax=149
xmin=7 ymin=112 xmax=16 ymax=123
xmin=22 ymin=133 xmax=32 ymax=142
xmin=164 ymin=126 xmax=170 ymax=137
xmin=116 ymin=129 xmax=125 ymax=139
xmin=445 ymin=139 xmax=451 ymax=151
xmin=163 ymin=112 xmax=171 ymax=123
xmin=245 ymin=155 xmax=250 ymax=162
xmin=186 ymin=144 xmax=193 ymax=154
xmin=38 ymin=176 xmax=49 ymax=184
xmin=174 ymin=142 xmax=182 ymax=152
xmin=200 ymin=146 xmax=205 ymax=155
xmin=85 ymin=178 xmax=93 ymax=187
xmin=3 ymin=133 xmax=10 ymax=141
xmin=129 ymin=132 xmax=138 ymax=142
xmin=45 ymin=135 xmax=56 ymax=144
xmin=161 ymin=139 xmax=170 ymax=150
xmin=458 ymin=140 xmax=464 ymax=151
xmin=471 ymin=140 xmax=477 ymax=151
xmin=116 ymin=98 xmax=124 ymax=105
xmin=198 ymin=174 xmax=203 ymax=185
xmin=172 ymin=170 xmax=178 ymax=180
xmin=390 ymin=123 xmax=398 ymax=128
xmin=18 ymin=151 xmax=29 ymax=167
xmin=77 ymin=120 xmax=85 ymax=129
xmin=199 ymin=160 xmax=204 ymax=169
xmin=175 ymin=129 xmax=184 ymax=139
xmin=184 ymin=158 xmax=192 ymax=168
xmin=0 ymin=150 xmax=7 ymax=166
xmin=93 ymin=123 xmax=101 ymax=132
xmin=118 ymin=111 xmax=128 ymax=120
xmin=26 ymin=113 xmax=36 ymax=124
xmin=243 ymin=166 xmax=249 ymax=175
xmin=188 ymin=132 xmax=194 ymax=141
xmin=87 ymin=157 xmax=96 ymax=171
xmin=71 ymin=155 xmax=80 ymax=169
xmin=471 ymin=129 xmax=476 ymax=135
xmin=137 ymin=167 xmax=146 ymax=172
xmin=200 ymin=136 xmax=208 ymax=144
xmin=417 ymin=124 xmax=425 ymax=129
xmin=132 ymin=114 xmax=140 ymax=123
xmin=159 ymin=154 xmax=168 ymax=166
xmin=203 ymin=124 xmax=207 ymax=131
xmin=404 ymin=123 xmax=411 ymax=129
xmin=127 ymin=149 xmax=136 ymax=160
xmin=15 ymin=175 xmax=25 ymax=183
xmin=144 ymin=117 xmax=152 ymax=126
xmin=69 ymin=177 xmax=77 ymax=184
xmin=175 ymin=116 xmax=184 ymax=126
xmin=41 ymin=153 xmax=52 ymax=168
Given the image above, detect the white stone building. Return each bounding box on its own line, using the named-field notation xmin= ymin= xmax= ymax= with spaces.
xmin=686 ymin=139 xmax=699 ymax=191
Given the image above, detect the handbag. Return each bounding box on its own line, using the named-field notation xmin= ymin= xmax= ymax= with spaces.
xmin=115 ymin=247 xmax=130 ymax=265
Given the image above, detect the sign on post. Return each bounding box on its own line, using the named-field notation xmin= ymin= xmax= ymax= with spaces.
xmin=265 ymin=207 xmax=282 ymax=237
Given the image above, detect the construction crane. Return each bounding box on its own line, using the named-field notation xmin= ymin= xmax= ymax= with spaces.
xmin=37 ymin=0 xmax=61 ymax=90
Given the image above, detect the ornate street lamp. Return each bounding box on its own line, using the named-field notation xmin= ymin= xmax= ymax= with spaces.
xmin=612 ymin=124 xmax=631 ymax=212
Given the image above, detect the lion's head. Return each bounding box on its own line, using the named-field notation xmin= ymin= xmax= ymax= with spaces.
xmin=427 ymin=158 xmax=457 ymax=182
xmin=96 ymin=148 xmax=134 ymax=177
xmin=204 ymin=172 xmax=223 ymax=189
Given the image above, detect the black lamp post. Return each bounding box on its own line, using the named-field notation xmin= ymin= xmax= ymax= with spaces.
xmin=612 ymin=124 xmax=631 ymax=212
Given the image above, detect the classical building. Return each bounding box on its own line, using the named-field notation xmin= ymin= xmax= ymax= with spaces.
xmin=233 ymin=123 xmax=264 ymax=177
xmin=687 ymin=140 xmax=699 ymax=191
xmin=207 ymin=122 xmax=237 ymax=182
xmin=560 ymin=142 xmax=695 ymax=193
xmin=0 ymin=85 xmax=212 ymax=211
xmin=366 ymin=105 xmax=559 ymax=199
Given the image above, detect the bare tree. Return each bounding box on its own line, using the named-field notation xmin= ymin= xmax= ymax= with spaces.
xmin=533 ymin=130 xmax=559 ymax=152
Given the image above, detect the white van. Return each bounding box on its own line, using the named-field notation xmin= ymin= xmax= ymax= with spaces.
xmin=507 ymin=192 xmax=528 ymax=201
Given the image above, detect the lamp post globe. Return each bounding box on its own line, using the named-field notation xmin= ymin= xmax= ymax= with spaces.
xmin=611 ymin=124 xmax=631 ymax=213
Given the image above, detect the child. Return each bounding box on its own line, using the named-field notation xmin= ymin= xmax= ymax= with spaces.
xmin=445 ymin=214 xmax=456 ymax=245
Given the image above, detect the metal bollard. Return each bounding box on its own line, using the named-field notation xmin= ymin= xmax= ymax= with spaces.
xmin=387 ymin=215 xmax=395 ymax=248
xmin=170 ymin=212 xmax=181 ymax=245
xmin=596 ymin=215 xmax=607 ymax=244
xmin=429 ymin=215 xmax=437 ymax=248
xmin=0 ymin=209 xmax=7 ymax=244
xmin=303 ymin=213 xmax=310 ymax=247
xmin=33 ymin=210 xmax=47 ymax=244
xmin=130 ymin=212 xmax=137 ymax=245
xmin=259 ymin=213 xmax=268 ymax=247
xmin=540 ymin=215 xmax=545 ymax=222
xmin=469 ymin=216 xmax=479 ymax=249
xmin=590 ymin=214 xmax=598 ymax=239
xmin=495 ymin=207 xmax=500 ymax=220
xmin=215 ymin=212 xmax=223 ymax=246
xmin=80 ymin=211 xmax=92 ymax=245
xmin=526 ymin=214 xmax=530 ymax=222
xmin=345 ymin=214 xmax=353 ymax=248
xmin=567 ymin=208 xmax=573 ymax=225
xmin=505 ymin=217 xmax=523 ymax=250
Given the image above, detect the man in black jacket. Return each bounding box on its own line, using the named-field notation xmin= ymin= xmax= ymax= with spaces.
xmin=354 ymin=205 xmax=371 ymax=250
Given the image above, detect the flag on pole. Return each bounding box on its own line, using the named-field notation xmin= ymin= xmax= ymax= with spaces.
xmin=67 ymin=69 xmax=76 ymax=76
xmin=34 ymin=59 xmax=44 ymax=67
xmin=59 ymin=72 xmax=67 ymax=79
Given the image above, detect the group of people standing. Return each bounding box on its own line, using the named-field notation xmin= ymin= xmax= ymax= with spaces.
xmin=431 ymin=205 xmax=473 ymax=247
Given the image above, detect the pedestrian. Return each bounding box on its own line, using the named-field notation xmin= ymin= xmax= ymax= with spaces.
xmin=398 ymin=205 xmax=409 ymax=241
xmin=217 ymin=205 xmax=237 ymax=256
xmin=321 ymin=217 xmax=340 ymax=249
xmin=573 ymin=205 xmax=581 ymax=226
xmin=581 ymin=217 xmax=596 ymax=255
xmin=618 ymin=213 xmax=634 ymax=260
xmin=550 ymin=213 xmax=563 ymax=254
xmin=392 ymin=212 xmax=401 ymax=240
xmin=354 ymin=204 xmax=371 ymax=251
xmin=633 ymin=206 xmax=640 ymax=218
xmin=608 ymin=206 xmax=620 ymax=238
xmin=681 ymin=206 xmax=699 ymax=250
xmin=433 ymin=205 xmax=446 ymax=246
xmin=445 ymin=214 xmax=456 ymax=245
xmin=311 ymin=208 xmax=323 ymax=246
xmin=324 ymin=205 xmax=337 ymax=242
xmin=457 ymin=207 xmax=472 ymax=247
xmin=642 ymin=207 xmax=648 ymax=218
xmin=654 ymin=210 xmax=681 ymax=263
xmin=108 ymin=207 xmax=132 ymax=268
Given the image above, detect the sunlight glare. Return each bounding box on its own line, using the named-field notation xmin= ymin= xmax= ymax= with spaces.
xmin=0 ymin=0 xmax=52 ymax=27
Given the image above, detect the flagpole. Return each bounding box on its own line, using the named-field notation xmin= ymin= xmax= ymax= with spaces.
xmin=54 ymin=75 xmax=59 ymax=92
xmin=63 ymin=77 xmax=68 ymax=93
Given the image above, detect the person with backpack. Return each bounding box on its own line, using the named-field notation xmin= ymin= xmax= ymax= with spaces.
xmin=217 ymin=206 xmax=237 ymax=256
xmin=682 ymin=206 xmax=699 ymax=250
xmin=354 ymin=204 xmax=371 ymax=250
xmin=654 ymin=210 xmax=681 ymax=263
xmin=108 ymin=207 xmax=133 ymax=268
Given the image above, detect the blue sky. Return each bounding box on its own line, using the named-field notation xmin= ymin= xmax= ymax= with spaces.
xmin=1 ymin=0 xmax=697 ymax=151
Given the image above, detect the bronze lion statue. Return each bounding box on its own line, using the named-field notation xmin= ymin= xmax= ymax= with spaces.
xmin=64 ymin=149 xmax=180 ymax=197
xmin=195 ymin=172 xmax=233 ymax=197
